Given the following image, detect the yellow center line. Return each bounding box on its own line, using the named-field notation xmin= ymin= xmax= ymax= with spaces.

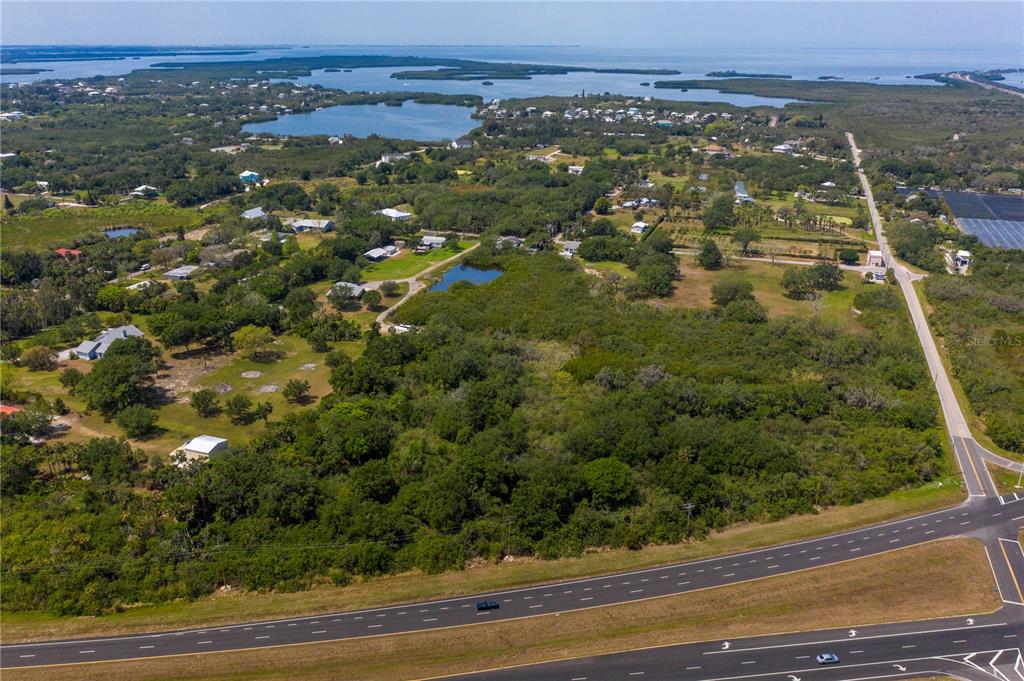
xmin=961 ymin=436 xmax=985 ymax=495
xmin=998 ymin=539 xmax=1024 ymax=604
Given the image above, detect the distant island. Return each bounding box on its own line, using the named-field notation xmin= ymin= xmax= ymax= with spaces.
xmin=140 ymin=55 xmax=681 ymax=83
xmin=706 ymin=70 xmax=793 ymax=79
xmin=1 ymin=45 xmax=256 ymax=64
xmin=0 ymin=67 xmax=52 ymax=75
xmin=818 ymin=75 xmax=843 ymax=81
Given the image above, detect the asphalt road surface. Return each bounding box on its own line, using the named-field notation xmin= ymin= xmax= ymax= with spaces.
xmin=2 ymin=135 xmax=1023 ymax=679
xmin=440 ymin=612 xmax=1024 ymax=681
xmin=3 ymin=496 xmax=1022 ymax=669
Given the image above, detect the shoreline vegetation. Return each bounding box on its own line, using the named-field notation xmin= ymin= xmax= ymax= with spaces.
xmin=136 ymin=55 xmax=681 ymax=82
xmin=706 ymin=70 xmax=793 ymax=79
xmin=0 ymin=46 xmax=258 ymax=64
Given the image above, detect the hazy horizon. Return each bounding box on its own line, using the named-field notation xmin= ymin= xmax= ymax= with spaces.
xmin=3 ymin=2 xmax=1022 ymax=51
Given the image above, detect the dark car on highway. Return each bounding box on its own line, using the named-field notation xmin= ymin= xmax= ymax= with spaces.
xmin=475 ymin=600 xmax=500 ymax=611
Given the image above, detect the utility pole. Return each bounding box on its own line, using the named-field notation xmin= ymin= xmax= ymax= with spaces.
xmin=681 ymin=503 xmax=694 ymax=538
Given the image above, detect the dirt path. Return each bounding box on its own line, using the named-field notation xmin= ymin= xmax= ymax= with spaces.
xmin=374 ymin=243 xmax=481 ymax=330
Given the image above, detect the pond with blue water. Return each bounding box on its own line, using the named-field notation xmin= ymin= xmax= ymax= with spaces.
xmin=105 ymin=227 xmax=142 ymax=239
xmin=431 ymin=265 xmax=503 ymax=291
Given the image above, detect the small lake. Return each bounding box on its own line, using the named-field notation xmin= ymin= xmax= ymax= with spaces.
xmin=242 ymin=101 xmax=477 ymax=140
xmin=105 ymin=227 xmax=142 ymax=238
xmin=431 ymin=265 xmax=503 ymax=291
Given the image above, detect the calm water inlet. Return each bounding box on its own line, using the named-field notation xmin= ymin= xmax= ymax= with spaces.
xmin=242 ymin=101 xmax=477 ymax=140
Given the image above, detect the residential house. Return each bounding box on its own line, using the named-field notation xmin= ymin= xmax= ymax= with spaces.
xmin=332 ymin=281 xmax=365 ymax=298
xmin=363 ymin=245 xmax=400 ymax=261
xmin=0 ymin=404 xmax=23 ymax=417
xmin=631 ymin=221 xmax=649 ymax=234
xmin=239 ymin=170 xmax=261 ymax=184
xmin=241 ymin=206 xmax=267 ymax=220
xmin=283 ymin=217 xmax=334 ymax=232
xmin=375 ymin=208 xmax=412 ymax=222
xmin=866 ymin=250 xmax=886 ymax=268
xmin=420 ymin=235 xmax=447 ymax=249
xmin=131 ymin=184 xmax=158 ymax=197
xmin=451 ymin=137 xmax=473 ymax=149
xmin=173 ymin=435 xmax=229 ymax=466
xmin=165 ymin=265 xmax=200 ymax=280
xmin=73 ymin=324 xmax=145 ymax=360
xmin=127 ymin=279 xmax=154 ymax=291
xmin=562 ymin=240 xmax=582 ymax=258
xmin=54 ymin=247 xmax=83 ymax=260
xmin=567 ymin=165 xmax=584 ymax=176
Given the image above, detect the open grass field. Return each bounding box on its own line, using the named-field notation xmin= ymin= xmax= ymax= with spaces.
xmin=656 ymin=259 xmax=866 ymax=330
xmin=5 ymin=334 xmax=365 ymax=456
xmin=362 ymin=241 xmax=475 ymax=280
xmin=1 ymin=202 xmax=209 ymax=249
xmin=0 ymin=478 xmax=962 ymax=643
xmin=4 ymin=537 xmax=994 ymax=681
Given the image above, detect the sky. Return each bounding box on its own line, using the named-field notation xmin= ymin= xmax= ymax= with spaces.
xmin=2 ymin=1 xmax=1022 ymax=50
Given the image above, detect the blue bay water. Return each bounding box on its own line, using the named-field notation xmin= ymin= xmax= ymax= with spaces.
xmin=6 ymin=44 xmax=1022 ymax=140
xmin=243 ymin=100 xmax=478 ymax=140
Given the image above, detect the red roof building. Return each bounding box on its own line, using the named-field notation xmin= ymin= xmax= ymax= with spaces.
xmin=0 ymin=404 xmax=24 ymax=416
xmin=55 ymin=248 xmax=83 ymax=259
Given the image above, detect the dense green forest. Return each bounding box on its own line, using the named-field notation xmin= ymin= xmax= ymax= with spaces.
xmin=1 ymin=254 xmax=947 ymax=615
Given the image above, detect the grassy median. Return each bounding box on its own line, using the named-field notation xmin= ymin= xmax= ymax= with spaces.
xmin=1 ymin=480 xmax=963 ymax=643
xmin=5 ymin=537 xmax=999 ymax=681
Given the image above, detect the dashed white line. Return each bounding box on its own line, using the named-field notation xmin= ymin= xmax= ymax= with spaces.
xmin=312 ymin=630 xmax=327 ymax=634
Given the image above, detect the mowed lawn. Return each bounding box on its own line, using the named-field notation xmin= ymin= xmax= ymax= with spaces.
xmin=659 ymin=259 xmax=867 ymax=330
xmin=362 ymin=241 xmax=475 ymax=280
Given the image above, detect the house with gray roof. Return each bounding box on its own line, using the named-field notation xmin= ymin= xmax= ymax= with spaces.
xmin=73 ymin=324 xmax=145 ymax=360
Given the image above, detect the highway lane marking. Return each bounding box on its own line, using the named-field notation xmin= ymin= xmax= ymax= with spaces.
xmin=19 ymin=654 xmax=35 ymax=658
xmin=139 ymin=645 xmax=155 ymax=649
xmin=685 ymin=666 xmax=701 ymax=670
xmin=571 ymin=677 xmax=587 ymax=680
xmin=850 ymin=548 xmax=861 ymax=552
xmin=723 ymin=573 xmax=735 ymax=577
xmin=580 ymin=597 xmax=594 ymax=601
xmin=287 ymin=623 xmax=296 ymax=627
xmin=423 ymin=618 xmax=438 ymax=622
xmin=702 ymin=621 xmax=1008 ymax=655
xmin=367 ymin=625 xmax=383 ymax=629
xmin=850 ymin=650 xmax=863 ymax=654
xmin=529 ymin=604 xmax=543 ymax=609
xmin=955 ymin=640 xmax=967 ymax=643
xmin=197 ymin=641 xmax=212 ymax=645
xmin=998 ymin=539 xmax=1024 ymax=603
xmin=795 ymin=655 xmax=809 ymax=659
xmin=79 ymin=650 xmax=95 ymax=654
xmin=741 ymin=660 xmax=756 ymax=664
xmin=962 ymin=436 xmax=986 ymax=493
xmin=630 ymin=589 xmax=643 ymax=594
xmin=808 ymin=556 xmax=821 ymax=561
xmin=629 ymin=673 xmax=644 ymax=676
xmin=767 ymin=564 xmax=779 ymax=569
xmin=253 ymin=636 xmax=269 ymax=640
xmin=312 ymin=630 xmax=327 ymax=634
xmin=678 ymin=581 xmax=690 ymax=585
xmin=3 ymin=524 xmax=987 ymax=668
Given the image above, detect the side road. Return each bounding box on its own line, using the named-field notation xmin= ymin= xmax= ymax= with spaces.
xmin=848 ymin=132 xmax=1019 ymax=496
